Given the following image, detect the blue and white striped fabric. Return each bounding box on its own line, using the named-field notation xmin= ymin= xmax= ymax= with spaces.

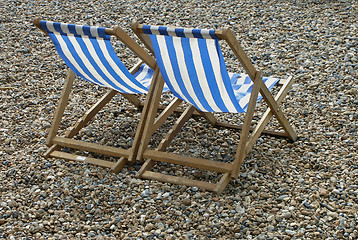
xmin=40 ymin=21 xmax=168 ymax=94
xmin=142 ymin=25 xmax=279 ymax=113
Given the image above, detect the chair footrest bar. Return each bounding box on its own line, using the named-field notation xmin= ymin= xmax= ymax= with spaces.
xmin=215 ymin=121 xmax=289 ymax=138
xmin=141 ymin=171 xmax=217 ymax=191
xmin=52 ymin=136 xmax=130 ymax=159
xmin=49 ymin=151 xmax=114 ymax=168
xmin=143 ymin=150 xmax=232 ymax=173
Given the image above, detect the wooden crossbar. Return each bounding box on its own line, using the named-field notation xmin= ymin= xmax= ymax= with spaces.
xmin=50 ymin=151 xmax=114 ymax=168
xmin=143 ymin=150 xmax=233 ymax=173
xmin=52 ymin=136 xmax=130 ymax=159
xmin=141 ymin=171 xmax=217 ymax=191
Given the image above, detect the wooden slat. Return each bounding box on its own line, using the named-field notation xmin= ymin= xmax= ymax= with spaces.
xmin=143 ymin=150 xmax=232 ymax=173
xmin=134 ymin=68 xmax=167 ymax=162
xmin=44 ymin=144 xmax=58 ymax=158
xmin=232 ymin=72 xmax=262 ymax=178
xmin=141 ymin=171 xmax=216 ymax=191
xmin=128 ymin=66 xmax=165 ymax=163
xmin=52 ymin=136 xmax=130 ymax=158
xmin=246 ymin=76 xmax=295 ymax=152
xmin=158 ymin=105 xmax=195 ymax=151
xmin=258 ymin=82 xmax=297 ymax=141
xmin=110 ymin=157 xmax=128 ymax=174
xmin=215 ymin=122 xmax=288 ymax=137
xmin=136 ymin=159 xmax=156 ymax=178
xmin=197 ymin=111 xmax=217 ymax=126
xmin=113 ymin=26 xmax=156 ymax=69
xmin=50 ymin=151 xmax=114 ymax=168
xmin=131 ymin=22 xmax=156 ymax=56
xmin=221 ymin=28 xmax=258 ymax=81
xmin=152 ymin=98 xmax=182 ymax=134
xmin=213 ymin=173 xmax=231 ymax=194
xmin=46 ymin=69 xmax=75 ymax=146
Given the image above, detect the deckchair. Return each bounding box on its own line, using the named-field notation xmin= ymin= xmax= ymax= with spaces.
xmin=33 ymin=18 xmax=180 ymax=173
xmin=131 ymin=22 xmax=298 ymax=194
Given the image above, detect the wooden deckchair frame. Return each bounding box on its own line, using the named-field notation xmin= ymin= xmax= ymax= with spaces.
xmin=131 ymin=22 xmax=298 ymax=194
xmin=33 ymin=18 xmax=190 ymax=173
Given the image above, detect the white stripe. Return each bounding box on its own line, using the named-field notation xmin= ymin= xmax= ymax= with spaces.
xmin=134 ymin=65 xmax=150 ymax=82
xmin=52 ymin=34 xmax=97 ymax=85
xmin=237 ymin=83 xmax=251 ymax=93
xmin=165 ymin=27 xmax=177 ymax=37
xmin=60 ymin=23 xmax=69 ymax=33
xmin=189 ymin=38 xmax=221 ymax=112
xmin=149 ymin=26 xmax=160 ymax=35
xmin=46 ymin=21 xmax=56 ymax=33
xmin=81 ymin=36 xmax=138 ymax=93
xmin=90 ymin=27 xmax=99 ymax=37
xmin=200 ymin=29 xmax=213 ymax=39
xmin=183 ymin=29 xmax=194 ymax=38
xmin=96 ymin=40 xmax=148 ymax=93
xmin=239 ymin=93 xmax=251 ymax=110
xmin=75 ymin=25 xmax=84 ymax=35
xmin=206 ymin=39 xmax=238 ymax=112
xmin=156 ymin=35 xmax=192 ymax=104
xmin=64 ymin=33 xmax=114 ymax=89
xmin=172 ymin=37 xmax=205 ymax=110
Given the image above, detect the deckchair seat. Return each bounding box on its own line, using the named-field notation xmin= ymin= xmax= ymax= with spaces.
xmin=142 ymin=24 xmax=279 ymax=113
xmin=39 ymin=20 xmax=169 ymax=94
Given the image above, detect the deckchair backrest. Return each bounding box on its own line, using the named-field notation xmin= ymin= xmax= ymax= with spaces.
xmin=40 ymin=20 xmax=150 ymax=94
xmin=141 ymin=25 xmax=279 ymax=113
xmin=142 ymin=25 xmax=244 ymax=113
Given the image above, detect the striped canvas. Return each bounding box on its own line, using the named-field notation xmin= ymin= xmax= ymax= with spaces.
xmin=143 ymin=25 xmax=279 ymax=113
xmin=40 ymin=21 xmax=168 ymax=94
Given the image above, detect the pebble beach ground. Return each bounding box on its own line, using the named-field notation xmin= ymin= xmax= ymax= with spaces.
xmin=1 ymin=0 xmax=357 ymax=239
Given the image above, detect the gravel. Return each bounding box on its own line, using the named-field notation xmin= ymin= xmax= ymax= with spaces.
xmin=1 ymin=0 xmax=357 ymax=239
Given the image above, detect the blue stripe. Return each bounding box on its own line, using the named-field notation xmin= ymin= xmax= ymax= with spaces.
xmin=48 ymin=33 xmax=101 ymax=86
xmin=192 ymin=29 xmax=203 ymax=39
xmin=216 ymin=40 xmax=243 ymax=112
xmin=158 ymin=26 xmax=168 ymax=35
xmin=103 ymin=39 xmax=148 ymax=93
xmin=164 ymin=36 xmax=199 ymax=108
xmin=82 ymin=25 xmax=92 ymax=38
xmin=181 ymin=38 xmax=213 ymax=111
xmin=149 ymin=35 xmax=183 ymax=100
xmin=197 ymin=38 xmax=229 ymax=112
xmin=91 ymin=36 xmax=144 ymax=93
xmin=59 ymin=34 xmax=104 ymax=86
xmin=77 ymin=36 xmax=129 ymax=92
xmin=142 ymin=25 xmax=152 ymax=34
xmin=175 ymin=28 xmax=185 ymax=38
xmin=41 ymin=20 xmax=109 ymax=39
xmin=209 ymin=30 xmax=217 ymax=39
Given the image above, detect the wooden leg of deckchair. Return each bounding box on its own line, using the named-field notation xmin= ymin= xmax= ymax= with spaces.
xmin=232 ymin=73 xmax=262 ymax=178
xmin=110 ymin=157 xmax=128 ymax=173
xmin=197 ymin=111 xmax=217 ymax=126
xmin=259 ymin=84 xmax=297 ymax=141
xmin=46 ymin=69 xmax=76 ymax=147
xmin=128 ymin=66 xmax=165 ymax=163
xmin=246 ymin=76 xmax=295 ymax=153
xmin=137 ymin=105 xmax=196 ymax=178
xmin=121 ymin=93 xmax=141 ymax=108
xmin=214 ymin=173 xmax=231 ymax=195
xmin=111 ymin=95 xmax=179 ymax=173
xmin=152 ymin=98 xmax=182 ymax=134
xmin=45 ymin=89 xmax=118 ymax=157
